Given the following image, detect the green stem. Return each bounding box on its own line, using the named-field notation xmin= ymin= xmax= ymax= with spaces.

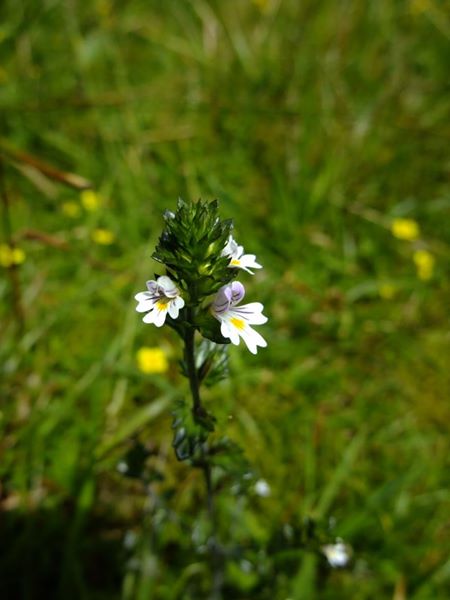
xmin=183 ymin=309 xmax=223 ymax=599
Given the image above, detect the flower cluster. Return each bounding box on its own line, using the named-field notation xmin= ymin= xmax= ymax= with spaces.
xmin=134 ymin=200 xmax=268 ymax=354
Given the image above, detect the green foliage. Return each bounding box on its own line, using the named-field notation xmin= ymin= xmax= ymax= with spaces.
xmin=171 ymin=400 xmax=212 ymax=462
xmin=195 ymin=310 xmax=231 ymax=345
xmin=179 ymin=338 xmax=230 ymax=387
xmin=0 ymin=0 xmax=449 ymax=598
xmin=209 ymin=436 xmax=254 ymax=494
xmin=196 ymin=340 xmax=230 ymax=388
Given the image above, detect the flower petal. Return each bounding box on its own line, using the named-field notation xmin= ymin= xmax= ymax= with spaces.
xmin=232 ymin=303 xmax=268 ymax=324
xmin=153 ymin=304 xmax=169 ymax=327
xmin=220 ymin=319 xmax=240 ymax=345
xmin=168 ymin=298 xmax=183 ymax=319
xmin=222 ymin=235 xmax=240 ymax=258
xmin=135 ymin=291 xmax=154 ymax=303
xmin=157 ymin=275 xmax=179 ymax=298
xmin=145 ymin=280 xmax=159 ymax=294
xmin=240 ymin=326 xmax=267 ymax=354
xmin=226 ymin=317 xmax=267 ymax=354
xmin=136 ymin=299 xmax=157 ymax=313
xmin=230 ymin=281 xmax=245 ymax=305
xmin=174 ymin=296 xmax=185 ymax=310
xmin=142 ymin=309 xmax=157 ymax=324
xmin=212 ymin=285 xmax=232 ymax=314
xmin=235 ymin=254 xmax=262 ymax=274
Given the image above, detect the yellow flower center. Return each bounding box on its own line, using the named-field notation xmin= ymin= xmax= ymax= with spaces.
xmin=230 ymin=317 xmax=245 ymax=330
xmin=156 ymin=300 xmax=168 ymax=310
xmin=230 ymin=258 xmax=241 ymax=266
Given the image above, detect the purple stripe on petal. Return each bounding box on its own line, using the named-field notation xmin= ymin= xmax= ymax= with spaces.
xmin=212 ymin=284 xmax=232 ymax=313
xmin=230 ymin=281 xmax=245 ymax=305
xmin=146 ymin=280 xmax=159 ymax=294
xmin=212 ymin=298 xmax=230 ymax=315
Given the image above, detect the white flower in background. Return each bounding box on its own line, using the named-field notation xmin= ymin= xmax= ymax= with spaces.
xmin=135 ymin=275 xmax=184 ymax=327
xmin=222 ymin=235 xmax=262 ymax=274
xmin=254 ymin=479 xmax=271 ymax=497
xmin=211 ymin=281 xmax=267 ymax=354
xmin=322 ymin=540 xmax=351 ymax=568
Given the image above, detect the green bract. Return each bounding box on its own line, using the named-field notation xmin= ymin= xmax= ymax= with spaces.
xmin=152 ymin=198 xmax=236 ymax=303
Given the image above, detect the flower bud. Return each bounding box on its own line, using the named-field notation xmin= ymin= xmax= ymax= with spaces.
xmin=152 ymin=199 xmax=237 ymax=302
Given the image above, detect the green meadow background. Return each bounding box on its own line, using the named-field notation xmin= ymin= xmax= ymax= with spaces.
xmin=1 ymin=0 xmax=449 ymax=598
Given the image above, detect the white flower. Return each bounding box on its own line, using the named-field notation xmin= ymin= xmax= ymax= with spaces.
xmin=222 ymin=235 xmax=262 ymax=274
xmin=322 ymin=540 xmax=351 ymax=568
xmin=135 ymin=275 xmax=185 ymax=327
xmin=211 ymin=281 xmax=267 ymax=354
xmin=254 ymin=479 xmax=271 ymax=497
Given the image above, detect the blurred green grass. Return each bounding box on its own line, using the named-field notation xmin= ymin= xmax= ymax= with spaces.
xmin=0 ymin=0 xmax=449 ymax=598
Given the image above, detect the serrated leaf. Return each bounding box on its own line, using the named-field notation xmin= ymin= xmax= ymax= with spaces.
xmin=195 ymin=338 xmax=230 ymax=387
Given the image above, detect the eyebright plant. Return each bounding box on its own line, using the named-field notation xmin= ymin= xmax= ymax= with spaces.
xmin=134 ymin=198 xmax=268 ymax=445
xmin=135 ymin=199 xmax=267 ymax=442
xmin=134 ymin=196 xmax=270 ymax=467
xmin=133 ymin=198 xmax=267 ymax=594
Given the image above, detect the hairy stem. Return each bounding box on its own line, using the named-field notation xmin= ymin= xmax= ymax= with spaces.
xmin=184 ymin=321 xmax=202 ymax=417
xmin=184 ymin=310 xmax=223 ymax=599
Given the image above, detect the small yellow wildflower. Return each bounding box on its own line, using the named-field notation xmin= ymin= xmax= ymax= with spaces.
xmin=61 ymin=201 xmax=81 ymax=218
xmin=11 ymin=248 xmax=25 ymax=264
xmin=391 ymin=218 xmax=420 ymax=241
xmin=91 ymin=228 xmax=115 ymax=245
xmin=80 ymin=189 xmax=101 ymax=212
xmin=136 ymin=347 xmax=169 ymax=374
xmin=378 ymin=283 xmax=396 ymax=300
xmin=413 ymin=249 xmax=435 ymax=280
xmin=0 ymin=244 xmax=26 ymax=268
